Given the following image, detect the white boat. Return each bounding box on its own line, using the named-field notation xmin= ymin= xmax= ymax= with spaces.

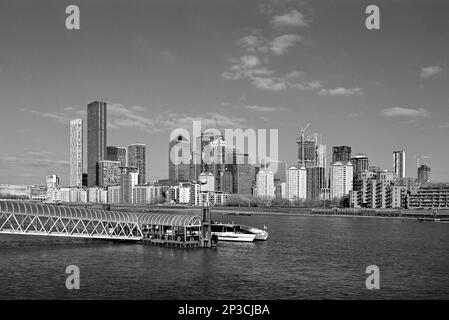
xmin=211 ymin=223 xmax=269 ymax=242
xmin=239 ymin=225 xmax=269 ymax=241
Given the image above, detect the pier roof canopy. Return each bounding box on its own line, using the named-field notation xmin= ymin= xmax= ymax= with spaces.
xmin=138 ymin=213 xmax=201 ymax=228
xmin=0 ymin=201 xmax=138 ymax=223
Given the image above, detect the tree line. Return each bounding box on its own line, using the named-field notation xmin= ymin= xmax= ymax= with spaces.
xmin=224 ymin=194 xmax=350 ymax=208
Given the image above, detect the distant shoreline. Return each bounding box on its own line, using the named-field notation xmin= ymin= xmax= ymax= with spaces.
xmin=217 ymin=211 xmax=417 ymax=220
xmin=156 ymin=207 xmax=449 ymax=220
xmin=210 ymin=207 xmax=449 ymax=219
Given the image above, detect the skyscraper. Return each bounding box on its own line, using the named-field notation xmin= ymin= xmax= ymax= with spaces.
xmin=266 ymin=159 xmax=287 ymax=182
xmin=316 ymin=144 xmax=327 ymax=168
xmin=332 ymin=146 xmax=352 ymax=163
xmin=229 ymin=153 xmax=254 ymax=196
xmin=297 ymin=134 xmax=317 ymax=168
xmin=199 ymin=172 xmax=215 ymax=191
xmin=275 ymin=181 xmax=287 ymax=199
xmin=196 ymin=129 xmax=223 ymax=173
xmin=128 ymin=144 xmax=146 ymax=185
xmin=418 ymin=164 xmax=431 ymax=184
xmin=255 ymin=169 xmax=275 ymax=199
xmin=46 ymin=175 xmax=60 ymax=189
xmin=189 ymin=162 xmax=202 ymax=183
xmin=330 ymin=161 xmax=353 ymax=199
xmin=287 ymin=165 xmax=307 ymax=202
xmin=306 ymin=166 xmax=326 ymax=201
xmin=393 ymin=150 xmax=406 ymax=179
xmin=204 ymin=136 xmax=235 ymax=192
xmin=351 ymin=154 xmax=369 ymax=178
xmin=169 ymin=134 xmax=191 ymax=182
xmin=82 ymin=173 xmax=88 ymax=187
xmin=70 ymin=119 xmax=83 ymax=187
xmin=87 ymin=101 xmax=107 ymax=187
xmin=222 ymin=169 xmax=233 ymax=194
xmin=98 ymin=160 xmax=121 ymax=188
xmin=120 ymin=166 xmax=139 ymax=204
xmin=107 ymin=146 xmax=127 ymax=167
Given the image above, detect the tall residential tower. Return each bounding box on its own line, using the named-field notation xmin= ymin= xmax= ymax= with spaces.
xmin=351 ymin=154 xmax=369 ymax=178
xmin=255 ymin=168 xmax=275 ymax=199
xmin=418 ymin=164 xmax=431 ymax=184
xmin=332 ymin=146 xmax=352 ymax=163
xmin=393 ymin=150 xmax=406 ymax=179
xmin=287 ymin=165 xmax=307 ymax=202
xmin=128 ymin=143 xmax=146 ymax=185
xmin=70 ymin=119 xmax=83 ymax=187
xmin=330 ymin=161 xmax=353 ymax=199
xmin=107 ymin=146 xmax=127 ymax=167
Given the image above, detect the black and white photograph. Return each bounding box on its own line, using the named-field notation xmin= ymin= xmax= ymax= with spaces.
xmin=0 ymin=0 xmax=449 ymax=310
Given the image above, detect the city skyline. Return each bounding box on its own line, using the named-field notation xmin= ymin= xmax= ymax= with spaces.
xmin=1 ymin=0 xmax=448 ymax=185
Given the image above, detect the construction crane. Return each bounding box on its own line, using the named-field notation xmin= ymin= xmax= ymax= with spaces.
xmin=416 ymin=155 xmax=432 ymax=169
xmin=299 ymin=122 xmax=310 ymax=167
xmin=301 ymin=122 xmax=310 ymax=137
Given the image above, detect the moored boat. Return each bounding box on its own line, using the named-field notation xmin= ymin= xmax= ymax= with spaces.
xmin=417 ymin=217 xmax=449 ymax=223
xmin=238 ymin=225 xmax=269 ymax=241
xmin=211 ymin=222 xmax=269 ymax=242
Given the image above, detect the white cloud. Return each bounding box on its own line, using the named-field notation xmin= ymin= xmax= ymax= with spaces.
xmin=285 ymin=71 xmax=303 ymax=79
xmin=223 ymin=10 xmax=318 ymax=91
xmin=224 ymin=103 xmax=285 ymax=112
xmin=108 ymin=104 xmax=249 ymax=132
xmin=318 ymin=87 xmax=363 ymax=96
xmin=238 ymin=34 xmax=302 ymax=56
xmin=0 ymin=153 xmax=69 ymax=168
xmin=269 ymin=34 xmax=302 ymax=55
xmin=420 ymin=65 xmax=442 ymax=79
xmin=290 ymin=80 xmax=323 ymax=90
xmin=222 ymin=56 xmax=274 ymax=80
xmin=243 ymin=105 xmax=283 ymax=112
xmin=107 ymin=103 xmax=158 ymax=133
xmin=131 ymin=105 xmax=146 ymax=112
xmin=250 ymin=76 xmax=322 ymax=92
xmin=251 ymin=77 xmax=288 ymax=91
xmin=238 ymin=36 xmax=261 ymax=51
xmin=223 ymin=55 xmax=322 ymax=92
xmin=271 ymin=9 xmax=309 ymax=28
xmin=40 ymin=112 xmax=71 ymax=122
xmin=240 ymin=55 xmax=260 ymax=69
xmin=382 ymin=107 xmax=430 ymax=118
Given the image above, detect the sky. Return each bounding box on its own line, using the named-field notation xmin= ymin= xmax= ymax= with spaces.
xmin=0 ymin=0 xmax=448 ymax=186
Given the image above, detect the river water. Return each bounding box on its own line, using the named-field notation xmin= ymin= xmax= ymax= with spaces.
xmin=1 ymin=213 xmax=448 ymax=299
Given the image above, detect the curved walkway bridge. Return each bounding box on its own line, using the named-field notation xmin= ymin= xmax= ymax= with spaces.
xmin=0 ymin=201 xmax=209 ymax=247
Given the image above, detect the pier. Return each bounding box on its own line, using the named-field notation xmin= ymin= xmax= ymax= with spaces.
xmin=0 ymin=201 xmax=215 ymax=248
xmin=139 ymin=209 xmax=216 ymax=248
